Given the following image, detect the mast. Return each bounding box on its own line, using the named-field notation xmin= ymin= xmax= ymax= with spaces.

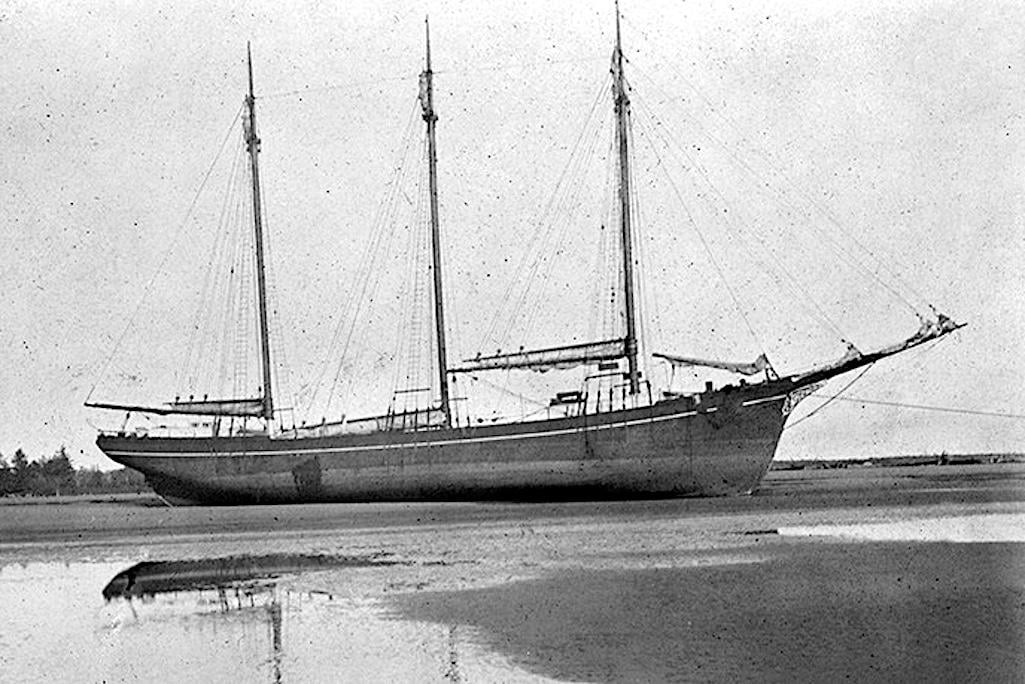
xmin=420 ymin=18 xmax=452 ymax=426
xmin=245 ymin=43 xmax=275 ymax=421
xmin=612 ymin=2 xmax=640 ymax=395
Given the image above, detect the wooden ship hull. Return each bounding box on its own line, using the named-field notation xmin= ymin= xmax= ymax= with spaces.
xmin=98 ymin=387 xmax=794 ymax=505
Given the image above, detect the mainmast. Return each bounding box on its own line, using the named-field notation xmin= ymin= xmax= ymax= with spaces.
xmin=244 ymin=44 xmax=275 ymax=421
xmin=612 ymin=2 xmax=640 ymax=395
xmin=420 ymin=18 xmax=452 ymax=426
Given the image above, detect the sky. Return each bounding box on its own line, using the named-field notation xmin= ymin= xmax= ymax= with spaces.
xmin=1 ymin=0 xmax=1024 ymax=469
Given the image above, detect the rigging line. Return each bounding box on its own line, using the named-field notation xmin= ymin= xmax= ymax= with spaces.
xmin=262 ymin=222 xmax=290 ymax=410
xmin=241 ymin=186 xmax=256 ymax=398
xmin=198 ymin=176 xmax=235 ymax=393
xmin=626 ymin=60 xmax=932 ymax=314
xmin=259 ymin=165 xmax=293 ymax=414
xmin=630 ymin=91 xmax=803 ymax=309
xmin=627 ymin=112 xmax=663 ymax=368
xmin=467 ymin=374 xmax=549 ymax=409
xmin=231 ymin=191 xmax=254 ymax=398
xmin=514 ymin=82 xmax=615 ymax=344
xmin=479 ymin=76 xmax=612 ymax=348
xmin=426 ymin=185 xmax=439 ymax=413
xmin=199 ymin=167 xmax=243 ymax=392
xmin=601 ymin=138 xmax=620 ymax=342
xmin=218 ymin=147 xmax=249 ymax=387
xmin=86 ymin=103 xmax=245 ymax=403
xmin=600 ymin=127 xmax=622 ymax=346
xmin=307 ymin=98 xmax=421 ymax=416
xmin=180 ymin=139 xmax=247 ymax=393
xmin=517 ymin=92 xmax=612 ymax=346
xmin=217 ymin=186 xmax=235 ymax=396
xmin=434 ymin=55 xmax=606 ymax=75
xmin=615 ymin=23 xmax=915 ymax=303
xmin=405 ymin=143 xmax=432 ymax=403
xmin=260 ymin=60 xmax=604 ymax=100
xmin=587 ymin=127 xmax=619 ymax=341
xmin=229 ymin=187 xmax=251 ymax=396
xmin=332 ymin=110 xmax=424 ymax=416
xmin=630 ymin=105 xmax=767 ymax=354
xmin=490 ymin=86 xmax=605 ymax=346
xmin=632 ymin=93 xmax=850 ymax=344
xmin=234 ymin=180 xmax=253 ymax=397
xmin=259 ymin=74 xmax=416 ymax=99
xmin=644 ymin=79 xmax=926 ymax=319
xmin=391 ymin=165 xmax=418 ymax=404
xmin=523 ymin=79 xmax=611 ymax=320
xmin=620 ymin=93 xmax=650 ymax=373
xmin=524 ymin=121 xmax=608 ymax=341
xmin=824 ymin=396 xmax=1025 ymax=421
xmin=424 ymin=158 xmax=439 ymax=408
xmin=394 ymin=154 xmax=419 ymax=402
xmin=422 ymin=133 xmax=440 ymax=405
xmin=785 ymin=364 xmax=876 ymax=430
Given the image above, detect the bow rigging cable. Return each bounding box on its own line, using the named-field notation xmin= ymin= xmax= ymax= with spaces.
xmin=630 ymin=88 xmax=853 ymax=347
xmin=619 ymin=13 xmax=938 ymax=316
xmin=627 ymin=59 xmax=934 ymax=320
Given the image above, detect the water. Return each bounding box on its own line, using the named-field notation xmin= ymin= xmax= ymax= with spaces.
xmin=1 ymin=464 xmax=1023 ymax=682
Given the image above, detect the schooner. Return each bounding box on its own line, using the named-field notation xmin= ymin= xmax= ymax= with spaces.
xmin=88 ymin=13 xmax=961 ymax=505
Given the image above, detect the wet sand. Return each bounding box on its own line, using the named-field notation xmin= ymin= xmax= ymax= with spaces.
xmin=1 ymin=463 xmax=1023 ymax=682
xmin=395 ymin=541 xmax=1024 ymax=682
xmin=2 ymin=463 xmax=1021 ymax=548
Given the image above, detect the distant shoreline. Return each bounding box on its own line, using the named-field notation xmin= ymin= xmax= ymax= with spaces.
xmin=0 ymin=491 xmax=161 ymax=507
xmin=771 ymin=452 xmax=1025 ymax=470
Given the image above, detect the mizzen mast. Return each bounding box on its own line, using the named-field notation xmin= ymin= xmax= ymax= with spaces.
xmin=612 ymin=2 xmax=640 ymax=395
xmin=420 ymin=18 xmax=452 ymax=426
xmin=244 ymin=43 xmax=275 ymax=421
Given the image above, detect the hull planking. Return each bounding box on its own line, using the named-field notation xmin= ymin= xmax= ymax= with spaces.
xmin=97 ymin=388 xmax=794 ymax=505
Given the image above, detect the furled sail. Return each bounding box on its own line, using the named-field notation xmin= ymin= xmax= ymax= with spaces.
xmin=85 ymin=397 xmax=266 ymax=417
xmin=653 ymin=352 xmax=773 ymax=376
xmin=453 ymin=339 xmax=626 ymax=373
xmin=166 ymin=398 xmax=267 ymax=417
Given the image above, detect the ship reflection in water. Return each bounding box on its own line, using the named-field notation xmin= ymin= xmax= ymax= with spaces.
xmin=101 ymin=553 xmax=394 ymax=600
xmin=97 ymin=553 xmax=492 ymax=683
xmin=101 ymin=555 xmax=405 ymax=683
xmin=103 ymin=555 xmax=360 ymax=684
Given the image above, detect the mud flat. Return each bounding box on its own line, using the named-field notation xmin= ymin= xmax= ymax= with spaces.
xmin=1 ymin=462 xmax=1022 ymax=548
xmin=0 ymin=463 xmax=1022 ymax=682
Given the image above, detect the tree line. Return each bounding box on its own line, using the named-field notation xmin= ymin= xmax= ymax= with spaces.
xmin=0 ymin=447 xmax=149 ymax=497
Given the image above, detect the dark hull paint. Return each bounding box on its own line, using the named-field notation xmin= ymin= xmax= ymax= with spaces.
xmin=97 ymin=387 xmax=795 ymax=505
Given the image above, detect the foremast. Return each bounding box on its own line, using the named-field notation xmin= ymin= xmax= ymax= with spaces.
xmin=245 ymin=44 xmax=275 ymax=422
xmin=420 ymin=18 xmax=453 ymax=427
xmin=612 ymin=0 xmax=641 ymax=396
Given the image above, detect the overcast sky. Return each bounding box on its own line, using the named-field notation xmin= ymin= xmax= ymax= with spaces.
xmin=2 ymin=0 xmax=1023 ymax=469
